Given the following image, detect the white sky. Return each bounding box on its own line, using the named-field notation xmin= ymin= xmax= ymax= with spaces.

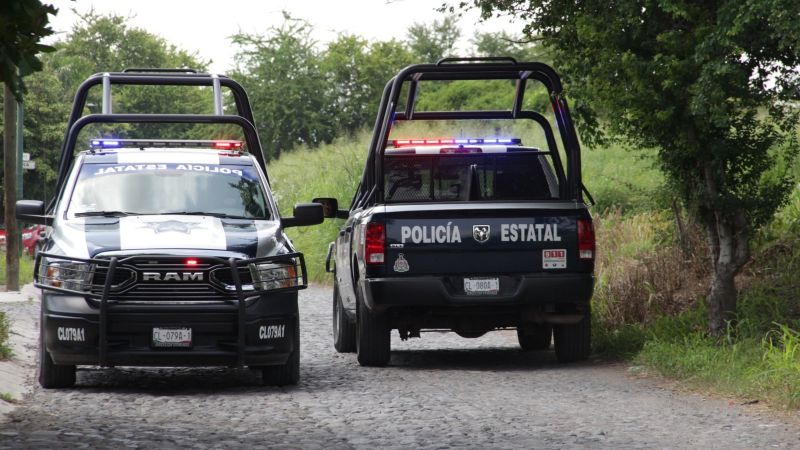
xmin=43 ymin=0 xmax=522 ymax=74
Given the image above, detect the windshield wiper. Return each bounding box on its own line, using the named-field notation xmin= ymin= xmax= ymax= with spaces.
xmin=161 ymin=211 xmax=260 ymax=220
xmin=74 ymin=211 xmax=145 ymax=217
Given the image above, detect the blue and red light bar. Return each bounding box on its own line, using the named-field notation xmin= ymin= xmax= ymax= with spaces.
xmin=389 ymin=138 xmax=521 ymax=147
xmin=90 ymin=139 xmax=244 ymax=150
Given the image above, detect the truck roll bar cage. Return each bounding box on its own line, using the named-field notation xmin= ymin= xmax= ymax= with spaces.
xmin=53 ymin=71 xmax=265 ymax=199
xmin=359 ymin=59 xmax=584 ymax=207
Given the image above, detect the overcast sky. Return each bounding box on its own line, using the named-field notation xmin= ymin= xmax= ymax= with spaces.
xmin=43 ymin=0 xmax=522 ymax=73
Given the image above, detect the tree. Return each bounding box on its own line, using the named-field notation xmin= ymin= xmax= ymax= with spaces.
xmin=1 ymin=0 xmax=56 ymax=291
xmin=321 ymin=36 xmax=414 ymax=134
xmin=231 ymin=14 xmax=334 ymax=160
xmin=406 ymin=15 xmax=461 ymax=63
xmin=458 ymin=0 xmax=800 ymax=334
xmin=0 ymin=0 xmax=56 ymax=101
xmin=471 ymin=31 xmax=547 ymax=63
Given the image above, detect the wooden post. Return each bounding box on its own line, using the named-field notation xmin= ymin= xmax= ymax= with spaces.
xmin=4 ymin=83 xmax=19 ymax=291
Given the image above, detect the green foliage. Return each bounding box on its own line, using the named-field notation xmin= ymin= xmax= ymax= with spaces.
xmin=0 ymin=252 xmax=35 ymax=286
xmin=231 ymin=14 xmax=333 ymax=161
xmin=0 ymin=311 xmax=10 ymax=360
xmin=0 ymin=0 xmax=56 ymax=100
xmin=268 ymin=132 xmax=367 ymax=282
xmin=595 ymin=190 xmax=800 ymax=407
xmin=406 ymin=15 xmax=461 ymax=62
xmin=471 ymin=31 xmax=550 ymax=63
xmin=320 ymin=36 xmax=414 ymax=135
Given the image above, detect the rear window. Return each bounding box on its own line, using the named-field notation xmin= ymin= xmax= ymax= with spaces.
xmin=383 ymin=153 xmax=557 ymax=203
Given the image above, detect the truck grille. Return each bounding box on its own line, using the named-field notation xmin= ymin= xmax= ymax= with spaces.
xmin=92 ymin=257 xmax=247 ymax=302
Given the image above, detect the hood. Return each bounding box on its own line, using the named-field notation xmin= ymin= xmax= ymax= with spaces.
xmin=51 ymin=215 xmax=287 ymax=259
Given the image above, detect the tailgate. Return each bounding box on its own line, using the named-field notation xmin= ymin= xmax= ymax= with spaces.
xmin=381 ymin=205 xmax=590 ymax=276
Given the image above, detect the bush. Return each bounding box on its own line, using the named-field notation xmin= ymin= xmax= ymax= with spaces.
xmin=0 ymin=312 xmax=11 ymax=360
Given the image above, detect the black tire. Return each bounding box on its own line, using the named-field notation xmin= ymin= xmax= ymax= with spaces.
xmin=261 ymin=317 xmax=300 ymax=386
xmin=517 ymin=324 xmax=552 ymax=351
xmin=38 ymin=313 xmax=76 ymax=389
xmin=553 ymin=310 xmax=591 ymax=363
xmin=356 ymin=292 xmax=390 ymax=367
xmin=332 ymin=285 xmax=356 ymax=353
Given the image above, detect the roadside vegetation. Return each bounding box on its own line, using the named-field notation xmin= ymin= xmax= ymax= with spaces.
xmin=0 ymin=311 xmax=11 ymax=360
xmin=0 ymin=252 xmax=35 ymax=286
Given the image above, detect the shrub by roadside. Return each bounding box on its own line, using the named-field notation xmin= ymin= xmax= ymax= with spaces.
xmin=593 ymin=188 xmax=800 ymax=408
xmin=0 ymin=312 xmax=11 ymax=360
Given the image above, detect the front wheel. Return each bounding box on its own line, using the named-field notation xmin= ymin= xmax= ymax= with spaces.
xmin=356 ymin=292 xmax=390 ymax=367
xmin=261 ymin=317 xmax=300 ymax=386
xmin=38 ymin=314 xmax=76 ymax=389
xmin=332 ymin=285 xmax=356 ymax=353
xmin=553 ymin=309 xmax=591 ymax=363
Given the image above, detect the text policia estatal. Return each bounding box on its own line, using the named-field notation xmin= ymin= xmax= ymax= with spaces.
xmin=94 ymin=164 xmax=243 ymax=176
xmin=399 ymin=223 xmax=561 ymax=244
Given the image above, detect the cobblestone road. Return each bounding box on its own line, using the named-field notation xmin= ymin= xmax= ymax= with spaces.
xmin=1 ymin=285 xmax=799 ymax=449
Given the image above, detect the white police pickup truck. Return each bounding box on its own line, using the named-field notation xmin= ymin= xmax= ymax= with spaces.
xmin=16 ymin=70 xmax=322 ymax=387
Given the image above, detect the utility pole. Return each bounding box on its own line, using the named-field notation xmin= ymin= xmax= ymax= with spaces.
xmin=3 ymin=83 xmax=19 ymax=291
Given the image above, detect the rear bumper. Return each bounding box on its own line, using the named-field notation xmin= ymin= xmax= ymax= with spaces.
xmin=42 ymin=291 xmax=297 ymax=367
xmin=361 ymin=272 xmax=594 ymax=311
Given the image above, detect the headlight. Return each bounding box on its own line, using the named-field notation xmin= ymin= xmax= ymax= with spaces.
xmin=249 ymin=259 xmax=302 ymax=291
xmin=38 ymin=258 xmax=95 ymax=292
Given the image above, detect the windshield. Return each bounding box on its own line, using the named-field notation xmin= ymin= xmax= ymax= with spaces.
xmin=68 ymin=161 xmax=270 ymax=219
xmin=383 ymin=153 xmax=558 ymax=203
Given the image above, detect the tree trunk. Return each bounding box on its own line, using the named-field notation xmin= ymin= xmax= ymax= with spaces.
xmin=703 ymin=163 xmax=750 ymax=336
xmin=3 ymin=83 xmax=19 ymax=291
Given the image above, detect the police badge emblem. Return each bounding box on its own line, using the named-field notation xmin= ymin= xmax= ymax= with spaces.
xmin=393 ymin=253 xmax=410 ymax=272
xmin=473 ymin=225 xmax=490 ymax=243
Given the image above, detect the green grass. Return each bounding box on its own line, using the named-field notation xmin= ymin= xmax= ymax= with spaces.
xmin=0 ymin=252 xmax=35 ymax=287
xmin=0 ymin=311 xmax=11 ymax=360
xmin=268 ymin=131 xmax=367 ymax=283
xmin=0 ymin=392 xmax=17 ymax=404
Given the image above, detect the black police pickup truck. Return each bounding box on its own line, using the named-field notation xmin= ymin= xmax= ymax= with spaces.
xmin=316 ymin=58 xmax=595 ymax=366
xmin=16 ymin=70 xmax=323 ymax=387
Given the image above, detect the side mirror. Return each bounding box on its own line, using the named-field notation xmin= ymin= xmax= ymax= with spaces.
xmin=312 ymin=197 xmax=349 ymax=219
xmin=282 ymin=203 xmax=324 ymax=228
xmin=16 ymin=200 xmax=52 ymax=226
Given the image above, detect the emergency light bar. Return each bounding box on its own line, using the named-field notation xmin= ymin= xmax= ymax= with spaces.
xmin=90 ymin=139 xmax=244 ymax=150
xmin=389 ymin=138 xmax=521 ymax=147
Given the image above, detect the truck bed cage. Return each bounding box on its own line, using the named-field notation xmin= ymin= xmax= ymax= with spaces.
xmin=360 ymin=58 xmax=584 ymax=207
xmin=53 ymin=71 xmax=265 ymax=202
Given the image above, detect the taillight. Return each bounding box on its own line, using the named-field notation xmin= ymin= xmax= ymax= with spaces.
xmin=365 ymin=221 xmax=385 ymax=265
xmin=577 ymin=219 xmax=595 ymax=260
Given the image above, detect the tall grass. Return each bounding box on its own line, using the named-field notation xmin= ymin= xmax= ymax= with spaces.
xmin=268 ymin=131 xmax=367 ymax=282
xmin=630 ymin=184 xmax=800 ymax=409
xmin=0 ymin=312 xmax=10 ymax=360
xmin=0 ymin=252 xmax=36 ymax=287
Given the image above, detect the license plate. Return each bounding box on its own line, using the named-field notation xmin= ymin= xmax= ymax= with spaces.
xmin=152 ymin=327 xmax=192 ymax=348
xmin=543 ymin=249 xmax=567 ymax=269
xmin=464 ymin=277 xmax=500 ymax=296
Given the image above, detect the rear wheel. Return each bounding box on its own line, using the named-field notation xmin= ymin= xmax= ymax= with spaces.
xmin=38 ymin=314 xmax=76 ymax=389
xmin=261 ymin=317 xmax=300 ymax=386
xmin=517 ymin=324 xmax=552 ymax=351
xmin=333 ymin=285 xmax=356 ymax=353
xmin=553 ymin=310 xmax=591 ymax=363
xmin=356 ymin=293 xmax=390 ymax=367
